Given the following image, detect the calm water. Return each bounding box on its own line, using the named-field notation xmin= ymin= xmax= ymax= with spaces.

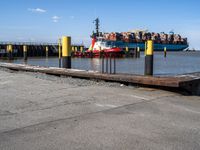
xmin=1 ymin=51 xmax=200 ymax=76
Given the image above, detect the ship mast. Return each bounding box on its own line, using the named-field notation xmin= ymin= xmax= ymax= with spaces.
xmin=94 ymin=18 xmax=100 ymax=37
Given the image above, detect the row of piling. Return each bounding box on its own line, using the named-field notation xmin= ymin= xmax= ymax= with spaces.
xmin=1 ymin=36 xmax=165 ymax=76
xmin=60 ymin=36 xmax=156 ymax=76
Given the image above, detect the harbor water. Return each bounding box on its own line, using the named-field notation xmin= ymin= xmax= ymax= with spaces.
xmin=1 ymin=51 xmax=200 ymax=76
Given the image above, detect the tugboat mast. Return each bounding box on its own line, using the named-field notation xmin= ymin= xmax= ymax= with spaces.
xmin=94 ymin=18 xmax=100 ymax=37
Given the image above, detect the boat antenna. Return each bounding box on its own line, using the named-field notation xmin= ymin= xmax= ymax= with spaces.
xmin=93 ymin=18 xmax=100 ymax=37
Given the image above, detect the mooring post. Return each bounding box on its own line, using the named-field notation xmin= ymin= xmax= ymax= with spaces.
xmin=102 ymin=52 xmax=104 ymax=73
xmin=145 ymin=40 xmax=154 ymax=76
xmin=126 ymin=46 xmax=129 ymax=57
xmin=58 ymin=38 xmax=61 ymax=68
xmin=62 ymin=36 xmax=71 ymax=69
xmin=46 ymin=46 xmax=49 ymax=58
xmin=137 ymin=47 xmax=140 ymax=58
xmin=80 ymin=46 xmax=83 ymax=53
xmin=90 ymin=51 xmax=93 ymax=58
xmin=134 ymin=47 xmax=138 ymax=58
xmin=7 ymin=44 xmax=13 ymax=60
xmin=110 ymin=53 xmax=112 ymax=74
xmin=23 ymin=45 xmax=28 ymax=61
xmin=71 ymin=46 xmax=74 ymax=57
xmin=113 ymin=54 xmax=116 ymax=74
xmin=106 ymin=56 xmax=108 ymax=73
xmin=80 ymin=46 xmax=83 ymax=57
xmin=164 ymin=47 xmax=167 ymax=58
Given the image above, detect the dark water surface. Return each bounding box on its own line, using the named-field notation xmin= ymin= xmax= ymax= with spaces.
xmin=1 ymin=51 xmax=200 ymax=76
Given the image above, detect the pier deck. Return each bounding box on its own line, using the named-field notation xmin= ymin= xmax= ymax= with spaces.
xmin=0 ymin=63 xmax=200 ymax=95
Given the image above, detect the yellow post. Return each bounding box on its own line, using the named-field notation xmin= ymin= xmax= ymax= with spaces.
xmin=75 ymin=46 xmax=78 ymax=52
xmin=164 ymin=47 xmax=167 ymax=58
xmin=7 ymin=44 xmax=13 ymax=60
xmin=23 ymin=45 xmax=28 ymax=60
xmin=80 ymin=46 xmax=83 ymax=52
xmin=137 ymin=47 xmax=140 ymax=58
xmin=62 ymin=36 xmax=71 ymax=68
xmin=146 ymin=40 xmax=153 ymax=55
xmin=46 ymin=46 xmax=49 ymax=57
xmin=125 ymin=46 xmax=129 ymax=52
xmin=145 ymin=40 xmax=154 ymax=75
xmin=8 ymin=45 xmax=13 ymax=52
xmin=72 ymin=46 xmax=74 ymax=52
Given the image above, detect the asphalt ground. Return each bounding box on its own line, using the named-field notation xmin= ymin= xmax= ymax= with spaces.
xmin=0 ymin=68 xmax=200 ymax=150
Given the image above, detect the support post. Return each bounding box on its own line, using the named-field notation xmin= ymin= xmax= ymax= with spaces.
xmin=7 ymin=44 xmax=13 ymax=60
xmin=125 ymin=46 xmax=129 ymax=57
xmin=106 ymin=56 xmax=108 ymax=73
xmin=137 ymin=47 xmax=140 ymax=58
xmin=110 ymin=53 xmax=112 ymax=74
xmin=164 ymin=47 xmax=167 ymax=58
xmin=102 ymin=52 xmax=104 ymax=73
xmin=62 ymin=36 xmax=71 ymax=68
xmin=134 ymin=48 xmax=137 ymax=58
xmin=46 ymin=46 xmax=49 ymax=58
xmin=145 ymin=40 xmax=154 ymax=76
xmin=113 ymin=54 xmax=116 ymax=74
xmin=80 ymin=46 xmax=84 ymax=57
xmin=23 ymin=45 xmax=28 ymax=61
xmin=80 ymin=46 xmax=83 ymax=53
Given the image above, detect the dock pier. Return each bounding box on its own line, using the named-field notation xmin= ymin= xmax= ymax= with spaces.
xmin=0 ymin=63 xmax=200 ymax=95
xmin=0 ymin=42 xmax=84 ymax=58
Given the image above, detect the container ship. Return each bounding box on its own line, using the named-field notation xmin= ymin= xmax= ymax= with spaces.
xmin=86 ymin=18 xmax=189 ymax=56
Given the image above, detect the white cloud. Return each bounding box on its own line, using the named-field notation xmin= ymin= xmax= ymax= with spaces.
xmin=52 ymin=16 xmax=61 ymax=23
xmin=28 ymin=8 xmax=47 ymax=13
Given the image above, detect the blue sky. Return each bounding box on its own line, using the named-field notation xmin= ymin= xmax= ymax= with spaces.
xmin=0 ymin=0 xmax=199 ymax=48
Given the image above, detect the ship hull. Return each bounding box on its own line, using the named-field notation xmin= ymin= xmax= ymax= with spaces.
xmin=106 ymin=41 xmax=189 ymax=51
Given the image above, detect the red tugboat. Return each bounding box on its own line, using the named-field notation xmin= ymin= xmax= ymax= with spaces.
xmin=86 ymin=18 xmax=123 ymax=57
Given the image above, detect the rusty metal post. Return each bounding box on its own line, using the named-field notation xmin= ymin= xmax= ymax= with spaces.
xmin=110 ymin=53 xmax=112 ymax=74
xmin=106 ymin=55 xmax=108 ymax=73
xmin=134 ymin=48 xmax=137 ymax=58
xmin=102 ymin=52 xmax=104 ymax=73
xmin=113 ymin=54 xmax=116 ymax=74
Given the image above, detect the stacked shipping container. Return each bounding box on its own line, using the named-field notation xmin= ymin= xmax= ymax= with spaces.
xmin=102 ymin=32 xmax=187 ymax=45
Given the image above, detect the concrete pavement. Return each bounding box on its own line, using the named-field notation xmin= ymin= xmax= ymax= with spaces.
xmin=0 ymin=68 xmax=200 ymax=150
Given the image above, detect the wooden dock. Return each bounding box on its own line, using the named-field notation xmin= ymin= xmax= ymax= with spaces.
xmin=0 ymin=63 xmax=200 ymax=95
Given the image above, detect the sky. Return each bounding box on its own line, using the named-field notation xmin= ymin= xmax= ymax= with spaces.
xmin=0 ymin=0 xmax=199 ymax=49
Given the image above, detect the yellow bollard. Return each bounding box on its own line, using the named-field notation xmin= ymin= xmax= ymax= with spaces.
xmin=125 ymin=46 xmax=129 ymax=52
xmin=46 ymin=46 xmax=49 ymax=58
xmin=80 ymin=46 xmax=83 ymax=52
xmin=75 ymin=46 xmax=78 ymax=52
xmin=7 ymin=44 xmax=13 ymax=60
xmin=62 ymin=36 xmax=71 ymax=68
xmin=145 ymin=40 xmax=154 ymax=75
xmin=164 ymin=47 xmax=167 ymax=58
xmin=23 ymin=45 xmax=28 ymax=60
xmin=137 ymin=47 xmax=140 ymax=58
xmin=72 ymin=46 xmax=74 ymax=52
